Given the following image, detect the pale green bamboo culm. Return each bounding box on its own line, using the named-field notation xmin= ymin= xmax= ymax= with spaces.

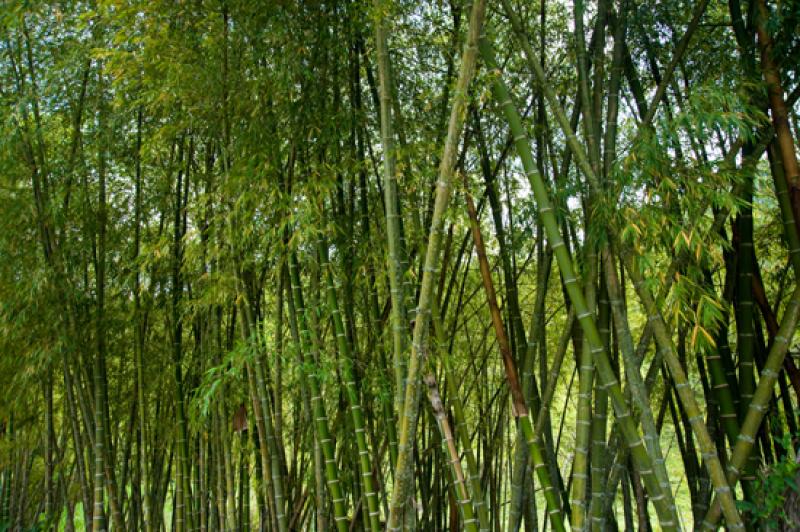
xmin=478 ymin=34 xmax=679 ymax=530
xmin=373 ymin=0 xmax=410 ymax=431
xmin=386 ymin=0 xmax=487 ymax=527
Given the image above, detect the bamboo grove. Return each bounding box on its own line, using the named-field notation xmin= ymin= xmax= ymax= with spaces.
xmin=1 ymin=0 xmax=800 ymax=529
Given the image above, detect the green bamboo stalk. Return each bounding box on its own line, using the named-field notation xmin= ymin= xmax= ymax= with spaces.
xmin=92 ymin=75 xmax=110 ymax=532
xmin=386 ymin=1 xmax=486 ymax=527
xmin=1 ymin=444 xmax=9 ymax=527
xmin=356 ymin=78 xmax=400 ymax=471
xmin=589 ymin=275 xmax=610 ymax=531
xmin=171 ymin=145 xmax=193 ymax=532
xmin=600 ymin=248 xmax=678 ymax=524
xmin=281 ymin=264 xmax=326 ymax=531
xmin=132 ymin=106 xmax=152 ymax=532
xmin=92 ymin=183 xmax=106 ymax=532
xmin=571 ymin=240 xmax=597 ymax=531
xmin=209 ymin=308 xmax=237 ymax=532
xmin=319 ymin=239 xmax=381 ymax=532
xmin=704 ymin=269 xmax=744 ymax=457
xmin=288 ymin=253 xmax=350 ymax=532
xmin=735 ymin=171 xmax=757 ymax=489
xmin=621 ymin=254 xmax=744 ymax=530
xmin=373 ymin=0 xmax=410 ymax=425
xmin=734 ymin=176 xmax=755 ymax=412
xmin=431 ymin=296 xmax=490 ymax=531
xmin=210 ymin=405 xmax=224 ymax=530
xmin=602 ymin=0 xmax=627 ymax=180
xmin=479 ymin=34 xmax=678 ymax=529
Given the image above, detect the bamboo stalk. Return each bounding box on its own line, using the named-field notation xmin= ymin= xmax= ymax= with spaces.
xmin=465 ymin=179 xmax=567 ymax=529
xmin=320 ymin=238 xmax=381 ymax=532
xmin=479 ymin=34 xmax=678 ymax=529
xmin=287 ymin=254 xmax=350 ymax=532
xmin=386 ymin=1 xmax=487 ymax=527
xmin=622 ymin=252 xmax=744 ymax=530
xmin=374 ymin=0 xmax=410 ymax=427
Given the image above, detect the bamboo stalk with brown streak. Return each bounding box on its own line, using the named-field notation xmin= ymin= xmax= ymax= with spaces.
xmin=464 ymin=182 xmax=567 ymax=531
xmin=386 ymin=0 xmax=487 ymax=527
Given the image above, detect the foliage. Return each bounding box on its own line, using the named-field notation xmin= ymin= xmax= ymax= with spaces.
xmin=737 ymin=433 xmax=800 ymax=530
xmin=0 ymin=0 xmax=799 ymax=529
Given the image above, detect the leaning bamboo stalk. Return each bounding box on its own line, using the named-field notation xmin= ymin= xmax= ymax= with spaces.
xmin=423 ymin=372 xmax=479 ymax=531
xmin=386 ymin=0 xmax=486 ymax=527
xmin=464 ymin=184 xmax=567 ymax=531
xmin=431 ymin=296 xmax=490 ymax=531
xmin=600 ymin=249 xmax=677 ymax=522
xmin=478 ymin=34 xmax=678 ymax=529
xmin=621 ymin=253 xmax=745 ymax=530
